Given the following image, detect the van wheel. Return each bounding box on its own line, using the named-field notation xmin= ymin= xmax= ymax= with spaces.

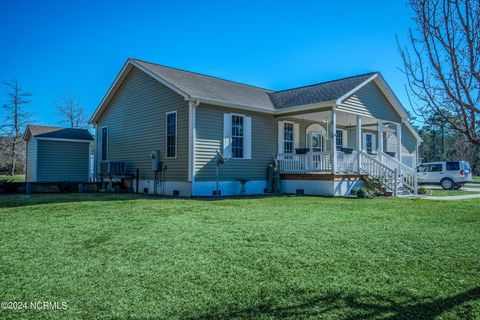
xmin=441 ymin=178 xmax=454 ymax=190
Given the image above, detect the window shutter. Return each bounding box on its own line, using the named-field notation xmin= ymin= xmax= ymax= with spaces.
xmin=278 ymin=121 xmax=284 ymax=153
xmin=223 ymin=113 xmax=232 ymax=158
xmin=293 ymin=123 xmax=300 ymax=150
xmin=343 ymin=130 xmax=347 ymax=148
xmin=371 ymin=134 xmax=377 ymax=152
xmin=362 ymin=133 xmax=367 ymax=150
xmin=244 ymin=116 xmax=252 ymax=159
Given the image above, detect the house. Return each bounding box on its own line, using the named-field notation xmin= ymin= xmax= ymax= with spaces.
xmin=24 ymin=125 xmax=93 ymax=182
xmin=90 ymin=58 xmax=422 ymax=197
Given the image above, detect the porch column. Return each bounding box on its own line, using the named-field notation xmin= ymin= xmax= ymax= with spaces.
xmin=331 ymin=108 xmax=337 ymax=173
xmin=377 ymin=120 xmax=384 ymax=155
xmin=356 ymin=115 xmax=362 ymax=172
xmin=396 ymin=122 xmax=402 ymax=161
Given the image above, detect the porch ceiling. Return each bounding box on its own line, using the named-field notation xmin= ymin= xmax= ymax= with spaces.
xmin=288 ymin=110 xmax=379 ymax=127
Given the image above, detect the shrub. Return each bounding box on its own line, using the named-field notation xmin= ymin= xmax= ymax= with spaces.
xmin=363 ymin=176 xmax=388 ymax=196
xmin=417 ymin=186 xmax=432 ymax=196
xmin=352 ymin=187 xmax=374 ymax=198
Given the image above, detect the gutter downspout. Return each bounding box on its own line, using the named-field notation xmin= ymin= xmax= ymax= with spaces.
xmin=188 ymin=99 xmax=200 ymax=196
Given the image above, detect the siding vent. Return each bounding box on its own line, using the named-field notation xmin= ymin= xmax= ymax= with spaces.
xmin=143 ymin=187 xmax=149 ymax=194
xmin=296 ymin=189 xmax=304 ymax=195
xmin=173 ymin=190 xmax=180 ymax=196
xmin=212 ymin=190 xmax=221 ymax=196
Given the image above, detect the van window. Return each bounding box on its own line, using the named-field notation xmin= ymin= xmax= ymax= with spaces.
xmin=446 ymin=162 xmax=460 ymax=171
xmin=429 ymin=164 xmax=443 ymax=172
xmin=417 ymin=165 xmax=428 ymax=172
xmin=463 ymin=162 xmax=471 ymax=171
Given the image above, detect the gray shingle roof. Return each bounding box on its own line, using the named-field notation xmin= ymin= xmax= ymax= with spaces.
xmin=132 ymin=59 xmax=275 ymax=111
xmin=132 ymin=59 xmax=377 ymax=111
xmin=26 ymin=125 xmax=93 ymax=141
xmin=269 ymin=72 xmax=377 ymax=109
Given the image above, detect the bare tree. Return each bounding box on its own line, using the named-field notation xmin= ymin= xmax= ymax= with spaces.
xmin=398 ymin=0 xmax=480 ymax=145
xmin=56 ymin=92 xmax=88 ymax=128
xmin=1 ymin=79 xmax=32 ymax=175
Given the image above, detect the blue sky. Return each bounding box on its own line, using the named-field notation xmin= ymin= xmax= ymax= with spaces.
xmin=0 ymin=0 xmax=414 ymax=126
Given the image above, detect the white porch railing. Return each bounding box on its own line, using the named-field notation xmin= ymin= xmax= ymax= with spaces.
xmin=379 ymin=152 xmax=417 ymax=194
xmin=359 ymin=150 xmax=398 ymax=196
xmin=275 ymin=151 xmax=358 ymax=173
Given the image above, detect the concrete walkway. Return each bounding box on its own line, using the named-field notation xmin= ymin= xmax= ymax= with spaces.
xmin=421 ymin=193 xmax=480 ymax=201
xmin=407 ymin=185 xmax=480 ymax=200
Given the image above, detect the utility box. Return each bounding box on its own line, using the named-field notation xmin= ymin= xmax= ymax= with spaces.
xmin=151 ymin=150 xmax=160 ymax=171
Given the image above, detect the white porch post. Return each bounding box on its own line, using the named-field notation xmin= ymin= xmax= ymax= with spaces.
xmin=331 ymin=108 xmax=337 ymax=173
xmin=378 ymin=120 xmax=384 ymax=155
xmin=396 ymin=122 xmax=402 ymax=161
xmin=356 ymin=115 xmax=362 ymax=172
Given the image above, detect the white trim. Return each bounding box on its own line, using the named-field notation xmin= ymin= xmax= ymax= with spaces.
xmin=336 ymin=73 xmax=411 ymax=123
xmin=90 ymin=59 xmax=191 ymax=124
xmin=403 ymin=120 xmax=423 ymax=142
xmin=188 ymin=100 xmax=199 ymax=182
xmin=335 ymin=128 xmax=347 ymax=148
xmin=34 ymin=137 xmax=92 ymax=143
xmin=363 ymin=132 xmax=376 ymax=152
xmin=93 ymin=124 xmax=98 ymax=180
xmin=228 ymin=113 xmax=251 ymax=160
xmin=129 ymin=60 xmax=190 ymax=99
xmin=165 ymin=110 xmax=177 ymax=159
xmin=336 ymin=73 xmax=379 ymax=105
xmin=331 ymin=108 xmax=337 ymax=173
xmin=101 ymin=125 xmax=108 ymax=161
xmin=196 ymin=97 xmax=276 ymax=114
xmin=282 ymin=120 xmax=295 ymax=154
xmin=34 ymin=138 xmax=38 ymax=182
xmin=274 ymin=101 xmax=334 ymax=115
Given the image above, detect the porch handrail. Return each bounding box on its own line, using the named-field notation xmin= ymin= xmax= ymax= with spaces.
xmin=275 ymin=152 xmax=332 ymax=173
xmin=379 ymin=152 xmax=417 ymax=194
xmin=359 ymin=150 xmax=398 ymax=196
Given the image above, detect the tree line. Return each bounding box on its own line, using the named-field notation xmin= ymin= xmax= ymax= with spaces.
xmin=0 ymin=80 xmax=88 ymax=175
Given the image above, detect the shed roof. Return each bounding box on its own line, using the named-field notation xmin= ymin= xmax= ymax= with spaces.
xmin=24 ymin=125 xmax=93 ymax=141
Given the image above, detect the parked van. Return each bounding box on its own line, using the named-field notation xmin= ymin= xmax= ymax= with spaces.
xmin=417 ymin=161 xmax=472 ymax=189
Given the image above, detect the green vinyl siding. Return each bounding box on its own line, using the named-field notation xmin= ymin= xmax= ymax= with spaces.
xmin=37 ymin=140 xmax=90 ymax=182
xmin=401 ymin=122 xmax=417 ymax=154
xmin=338 ymin=81 xmax=401 ymax=123
xmin=95 ymin=67 xmax=189 ymax=181
xmin=195 ymin=104 xmax=277 ymax=181
xmin=25 ymin=138 xmax=36 ymax=182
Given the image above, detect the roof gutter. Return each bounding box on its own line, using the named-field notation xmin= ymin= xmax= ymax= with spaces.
xmin=193 ymin=96 xmax=276 ymax=114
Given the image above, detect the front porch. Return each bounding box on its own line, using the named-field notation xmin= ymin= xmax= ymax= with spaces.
xmin=273 ymin=107 xmax=418 ymax=196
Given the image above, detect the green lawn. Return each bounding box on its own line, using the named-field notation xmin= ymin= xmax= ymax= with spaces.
xmin=473 ymin=176 xmax=480 ymax=183
xmin=0 ymin=194 xmax=479 ymax=319
xmin=0 ymin=174 xmax=25 ymax=182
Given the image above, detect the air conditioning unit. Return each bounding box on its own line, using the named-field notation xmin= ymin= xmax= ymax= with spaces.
xmin=99 ymin=161 xmax=127 ymax=175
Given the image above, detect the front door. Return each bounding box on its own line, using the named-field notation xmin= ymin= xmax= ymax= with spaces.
xmin=310 ymin=132 xmax=325 ymax=152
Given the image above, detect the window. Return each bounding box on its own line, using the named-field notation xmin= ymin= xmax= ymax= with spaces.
xmin=417 ymin=164 xmax=428 ymax=173
xmin=166 ymin=111 xmax=177 ymax=158
xmin=429 ymin=164 xmax=443 ymax=172
xmin=336 ymin=130 xmax=344 ymax=150
xmin=446 ymin=162 xmax=460 ymax=171
xmin=364 ymin=133 xmax=376 ymax=153
xmin=232 ymin=115 xmax=244 ymax=158
xmin=101 ymin=126 xmax=108 ymax=161
xmin=284 ymin=122 xmax=294 ymax=154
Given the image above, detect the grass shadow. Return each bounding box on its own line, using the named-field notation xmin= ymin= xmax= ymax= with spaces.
xmin=189 ymin=287 xmax=480 ymax=320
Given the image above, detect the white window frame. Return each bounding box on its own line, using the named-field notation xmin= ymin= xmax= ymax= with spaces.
xmin=283 ymin=121 xmax=295 ymax=154
xmin=363 ymin=132 xmax=376 ymax=153
xmin=231 ymin=113 xmax=245 ymax=159
xmin=336 ymin=129 xmax=347 ymax=149
xmin=101 ymin=125 xmax=108 ymax=161
xmin=165 ymin=110 xmax=177 ymax=159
